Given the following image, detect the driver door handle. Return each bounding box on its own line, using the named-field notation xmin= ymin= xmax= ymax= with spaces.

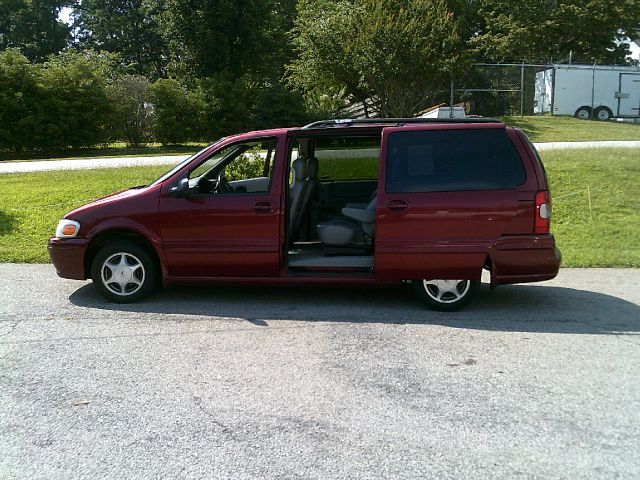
xmin=387 ymin=200 xmax=408 ymax=212
xmin=252 ymin=201 xmax=274 ymax=214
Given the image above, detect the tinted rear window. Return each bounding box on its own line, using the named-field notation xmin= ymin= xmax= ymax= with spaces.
xmin=385 ymin=129 xmax=526 ymax=193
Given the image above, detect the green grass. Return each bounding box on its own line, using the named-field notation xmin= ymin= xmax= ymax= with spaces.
xmin=0 ymin=142 xmax=207 ymax=163
xmin=2 ymin=116 xmax=639 ymax=164
xmin=0 ymin=148 xmax=638 ymax=266
xmin=541 ymin=148 xmax=640 ymax=267
xmin=500 ymin=115 xmax=640 ymax=142
xmin=0 ymin=165 xmax=169 ymax=262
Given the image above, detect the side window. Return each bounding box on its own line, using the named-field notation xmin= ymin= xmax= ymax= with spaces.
xmin=385 ymin=129 xmax=526 ymax=193
xmin=314 ymin=137 xmax=380 ymax=181
xmin=189 ymin=138 xmax=277 ymax=194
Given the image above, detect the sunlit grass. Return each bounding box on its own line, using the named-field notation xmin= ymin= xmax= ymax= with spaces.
xmin=0 ymin=148 xmax=638 ymax=266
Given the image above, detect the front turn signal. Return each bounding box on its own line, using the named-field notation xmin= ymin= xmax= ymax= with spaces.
xmin=55 ymin=219 xmax=80 ymax=239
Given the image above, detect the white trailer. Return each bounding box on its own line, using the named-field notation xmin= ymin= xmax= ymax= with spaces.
xmin=534 ymin=64 xmax=640 ymax=120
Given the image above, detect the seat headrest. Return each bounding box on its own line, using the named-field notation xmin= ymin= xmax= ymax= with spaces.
xmin=291 ymin=158 xmax=307 ymax=182
xmin=307 ymin=157 xmax=319 ymax=179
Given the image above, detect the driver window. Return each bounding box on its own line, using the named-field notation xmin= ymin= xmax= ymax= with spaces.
xmin=188 ymin=138 xmax=277 ymax=195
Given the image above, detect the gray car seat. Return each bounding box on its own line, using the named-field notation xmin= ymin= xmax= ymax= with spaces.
xmin=289 ymin=157 xmax=319 ymax=240
xmin=316 ymin=193 xmax=377 ymax=246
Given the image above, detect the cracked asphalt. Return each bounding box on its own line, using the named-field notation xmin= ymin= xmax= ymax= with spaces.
xmin=1 ymin=264 xmax=639 ymax=479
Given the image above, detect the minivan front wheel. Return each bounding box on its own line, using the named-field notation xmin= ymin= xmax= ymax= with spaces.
xmin=413 ymin=279 xmax=478 ymax=311
xmin=91 ymin=241 xmax=157 ymax=303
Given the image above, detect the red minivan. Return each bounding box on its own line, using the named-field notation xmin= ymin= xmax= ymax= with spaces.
xmin=48 ymin=118 xmax=560 ymax=311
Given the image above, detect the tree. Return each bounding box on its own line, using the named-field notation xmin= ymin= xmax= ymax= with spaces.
xmin=471 ymin=0 xmax=639 ymax=64
xmin=158 ymin=0 xmax=295 ymax=79
xmin=288 ymin=0 xmax=469 ymax=117
xmin=107 ymin=75 xmax=153 ymax=146
xmin=0 ymin=0 xmax=70 ymax=62
xmin=73 ymin=0 xmax=169 ymax=78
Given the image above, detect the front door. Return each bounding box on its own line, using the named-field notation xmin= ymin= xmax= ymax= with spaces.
xmin=159 ymin=135 xmax=284 ymax=278
xmin=618 ymin=73 xmax=640 ymax=117
xmin=376 ymin=126 xmax=528 ymax=280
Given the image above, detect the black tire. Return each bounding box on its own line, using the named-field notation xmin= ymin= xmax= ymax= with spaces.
xmin=594 ymin=106 xmax=613 ymax=121
xmin=90 ymin=240 xmax=158 ymax=303
xmin=574 ymin=106 xmax=592 ymax=120
xmin=413 ymin=279 xmax=478 ymax=312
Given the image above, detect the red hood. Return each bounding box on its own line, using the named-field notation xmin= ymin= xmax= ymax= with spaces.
xmin=64 ymin=185 xmax=153 ymax=219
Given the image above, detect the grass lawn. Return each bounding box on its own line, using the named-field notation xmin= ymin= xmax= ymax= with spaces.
xmin=0 ymin=148 xmax=638 ymax=266
xmin=0 ymin=142 xmax=207 ymax=163
xmin=542 ymin=148 xmax=640 ymax=267
xmin=1 ymin=116 xmax=639 ymax=164
xmin=500 ymin=115 xmax=640 ymax=142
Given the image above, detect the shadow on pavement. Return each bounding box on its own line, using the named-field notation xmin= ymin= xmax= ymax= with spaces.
xmin=69 ymin=281 xmax=640 ymax=335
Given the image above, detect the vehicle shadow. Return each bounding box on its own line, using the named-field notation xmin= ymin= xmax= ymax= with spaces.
xmin=69 ymin=282 xmax=640 ymax=335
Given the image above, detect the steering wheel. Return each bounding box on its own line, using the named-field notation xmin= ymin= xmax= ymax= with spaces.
xmin=215 ymin=173 xmax=233 ymax=194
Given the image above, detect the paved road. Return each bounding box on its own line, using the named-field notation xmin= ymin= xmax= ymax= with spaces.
xmin=1 ymin=265 xmax=639 ymax=479
xmin=1 ymin=140 xmax=639 ymax=173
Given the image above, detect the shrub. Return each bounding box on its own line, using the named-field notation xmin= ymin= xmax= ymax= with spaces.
xmin=0 ymin=49 xmax=40 ymax=153
xmin=150 ymin=78 xmax=205 ymax=144
xmin=108 ymin=75 xmax=153 ymax=146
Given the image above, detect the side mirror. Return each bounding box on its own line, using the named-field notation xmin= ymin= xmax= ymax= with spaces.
xmin=169 ymin=177 xmax=191 ymax=196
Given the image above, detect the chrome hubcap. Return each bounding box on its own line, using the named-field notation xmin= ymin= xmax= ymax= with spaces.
xmin=423 ymin=279 xmax=470 ymax=304
xmin=597 ymin=110 xmax=609 ymax=120
xmin=101 ymin=252 xmax=145 ymax=296
xmin=577 ymin=109 xmax=589 ymax=119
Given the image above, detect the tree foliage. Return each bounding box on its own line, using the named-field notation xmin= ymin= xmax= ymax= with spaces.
xmin=289 ymin=0 xmax=469 ymax=117
xmin=107 ymin=74 xmax=153 ymax=146
xmin=0 ymin=48 xmax=115 ymax=152
xmin=74 ymin=0 xmax=168 ymax=78
xmin=471 ymin=0 xmax=639 ymax=64
xmin=150 ymin=78 xmax=205 ymax=144
xmin=0 ymin=0 xmax=70 ymax=61
xmin=159 ymin=0 xmax=295 ymax=79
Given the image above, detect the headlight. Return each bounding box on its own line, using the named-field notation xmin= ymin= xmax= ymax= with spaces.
xmin=55 ymin=219 xmax=80 ymax=238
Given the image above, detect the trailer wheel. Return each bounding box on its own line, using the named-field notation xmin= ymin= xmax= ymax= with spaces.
xmin=574 ymin=106 xmax=592 ymax=119
xmin=594 ymin=106 xmax=613 ymax=121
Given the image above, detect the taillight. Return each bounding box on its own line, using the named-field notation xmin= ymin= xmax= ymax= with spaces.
xmin=535 ymin=190 xmax=551 ymax=234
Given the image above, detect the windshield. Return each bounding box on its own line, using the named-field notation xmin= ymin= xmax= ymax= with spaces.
xmin=147 ymin=139 xmax=224 ymax=187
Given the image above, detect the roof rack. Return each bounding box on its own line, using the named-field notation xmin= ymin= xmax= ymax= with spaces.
xmin=302 ymin=117 xmax=503 ymax=129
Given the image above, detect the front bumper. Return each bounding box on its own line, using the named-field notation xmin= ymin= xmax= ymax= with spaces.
xmin=48 ymin=237 xmax=89 ymax=280
xmin=489 ymin=235 xmax=562 ymax=286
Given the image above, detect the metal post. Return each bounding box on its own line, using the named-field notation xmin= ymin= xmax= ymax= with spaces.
xmin=520 ymin=62 xmax=525 ymax=116
xmin=591 ymin=62 xmax=596 ymax=119
xmin=450 ymin=78 xmax=454 ymax=118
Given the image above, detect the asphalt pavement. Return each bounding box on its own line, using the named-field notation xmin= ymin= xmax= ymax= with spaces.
xmin=1 ymin=265 xmax=639 ymax=479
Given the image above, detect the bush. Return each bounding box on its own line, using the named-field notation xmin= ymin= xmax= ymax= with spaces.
xmin=150 ymin=78 xmax=205 ymax=144
xmin=0 ymin=49 xmax=40 ymax=153
xmin=36 ymin=50 xmax=115 ymax=150
xmin=108 ymin=75 xmax=153 ymax=146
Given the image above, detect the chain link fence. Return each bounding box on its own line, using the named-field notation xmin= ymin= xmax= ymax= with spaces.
xmin=451 ymin=63 xmax=551 ymax=117
xmin=452 ymin=62 xmax=640 ymax=120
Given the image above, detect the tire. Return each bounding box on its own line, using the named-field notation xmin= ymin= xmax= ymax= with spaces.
xmin=90 ymin=240 xmax=158 ymax=303
xmin=594 ymin=106 xmax=612 ymax=121
xmin=574 ymin=106 xmax=592 ymax=120
xmin=413 ymin=279 xmax=478 ymax=312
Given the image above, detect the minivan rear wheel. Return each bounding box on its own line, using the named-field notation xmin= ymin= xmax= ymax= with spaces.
xmin=91 ymin=241 xmax=157 ymax=303
xmin=413 ymin=279 xmax=478 ymax=311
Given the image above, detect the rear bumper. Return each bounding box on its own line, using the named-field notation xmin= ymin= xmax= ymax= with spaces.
xmin=48 ymin=237 xmax=89 ymax=280
xmin=489 ymin=235 xmax=561 ymax=286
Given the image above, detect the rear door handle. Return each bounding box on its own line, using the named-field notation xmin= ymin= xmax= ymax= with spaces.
xmin=387 ymin=200 xmax=408 ymax=212
xmin=252 ymin=201 xmax=274 ymax=213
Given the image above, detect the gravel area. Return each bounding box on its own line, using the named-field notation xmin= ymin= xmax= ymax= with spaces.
xmin=1 ymin=265 xmax=639 ymax=479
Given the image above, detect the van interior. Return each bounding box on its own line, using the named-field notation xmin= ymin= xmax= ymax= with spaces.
xmin=286 ymin=135 xmax=380 ymax=272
